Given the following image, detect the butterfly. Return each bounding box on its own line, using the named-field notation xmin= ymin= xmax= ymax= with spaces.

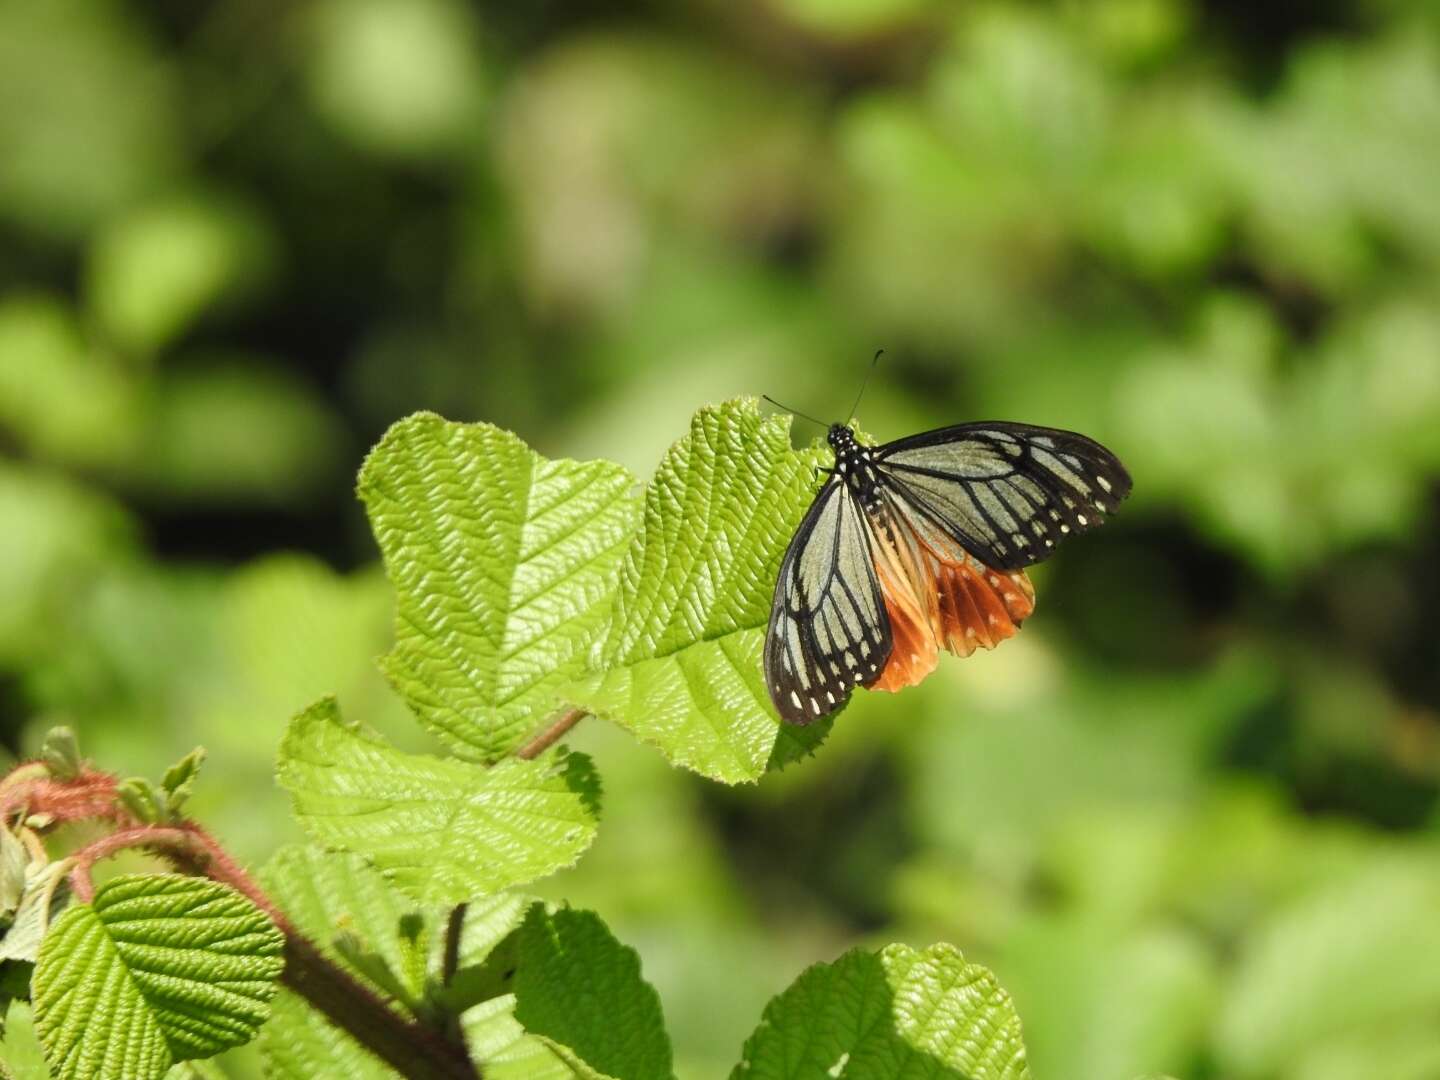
xmin=764 ymin=415 xmax=1132 ymax=724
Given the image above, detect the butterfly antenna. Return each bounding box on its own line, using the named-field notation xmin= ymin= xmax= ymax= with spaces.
xmin=846 ymin=349 xmax=884 ymax=425
xmin=762 ymin=394 xmax=827 ymax=428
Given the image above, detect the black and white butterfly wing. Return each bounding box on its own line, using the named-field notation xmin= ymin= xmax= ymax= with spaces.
xmin=874 ymin=422 xmax=1133 ymax=571
xmin=764 ymin=477 xmax=891 ymax=725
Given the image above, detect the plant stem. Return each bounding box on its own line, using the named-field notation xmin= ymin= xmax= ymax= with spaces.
xmin=67 ymin=822 xmax=481 ymax=1080
xmin=442 ymin=903 xmax=467 ymax=984
xmin=514 ymin=707 xmax=587 ymax=760
xmin=283 ymin=932 xmax=479 ymax=1080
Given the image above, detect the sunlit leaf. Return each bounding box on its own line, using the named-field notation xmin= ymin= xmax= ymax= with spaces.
xmin=32 ymin=875 xmax=284 ymax=1080
xmin=732 ymin=943 xmax=1030 ymax=1080
xmin=359 ymin=412 xmax=638 ymax=760
xmin=279 ymin=698 xmax=601 ymax=905
xmin=571 ymin=398 xmax=830 ymax=784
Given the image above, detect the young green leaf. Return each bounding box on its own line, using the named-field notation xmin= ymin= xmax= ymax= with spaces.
xmin=508 ymin=905 xmax=673 ymax=1080
xmin=38 ymin=728 xmax=81 ymax=783
xmin=32 ymin=875 xmax=284 ymax=1080
xmin=570 ymin=398 xmax=831 ymax=783
xmin=0 ymin=829 xmax=25 ymax=916
xmin=359 ymin=412 xmax=639 ymax=760
xmin=161 ymin=747 xmax=205 ymax=817
xmin=116 ymin=777 xmax=165 ymax=825
xmin=278 ymin=698 xmax=601 ymax=905
xmin=732 ymin=944 xmax=1030 ymax=1080
xmin=0 ymin=861 xmax=68 ymax=964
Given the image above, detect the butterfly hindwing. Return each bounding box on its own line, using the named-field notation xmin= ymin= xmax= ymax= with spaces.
xmin=875 ymin=422 xmax=1132 ymax=571
xmin=764 ymin=477 xmax=891 ymax=724
xmin=866 ymin=485 xmax=1035 ymax=692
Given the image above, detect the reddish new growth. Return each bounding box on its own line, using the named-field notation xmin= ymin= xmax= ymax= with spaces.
xmin=0 ymin=763 xmax=122 ymax=828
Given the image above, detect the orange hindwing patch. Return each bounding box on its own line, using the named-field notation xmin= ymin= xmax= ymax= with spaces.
xmin=868 ymin=501 xmax=1034 ymax=693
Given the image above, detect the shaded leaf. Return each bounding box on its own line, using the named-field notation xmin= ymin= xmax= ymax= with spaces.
xmin=509 ymin=905 xmax=673 ymax=1080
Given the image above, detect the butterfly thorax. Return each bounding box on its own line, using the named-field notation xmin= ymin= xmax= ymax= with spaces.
xmin=827 ymin=423 xmax=883 ymax=510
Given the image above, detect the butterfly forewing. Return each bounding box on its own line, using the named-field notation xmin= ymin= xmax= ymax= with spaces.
xmin=764 ymin=478 xmax=891 ymax=724
xmin=876 ymin=423 xmax=1133 ymax=570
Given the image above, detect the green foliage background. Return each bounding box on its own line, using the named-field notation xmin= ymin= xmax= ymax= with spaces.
xmin=3 ymin=0 xmax=1440 ymax=1076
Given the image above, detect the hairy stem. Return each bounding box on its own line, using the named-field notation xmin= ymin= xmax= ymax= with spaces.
xmin=67 ymin=822 xmax=480 ymax=1080
xmin=515 ymin=707 xmax=587 ymax=760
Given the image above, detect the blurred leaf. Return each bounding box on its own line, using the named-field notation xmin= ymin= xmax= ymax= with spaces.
xmin=769 ymin=0 xmax=933 ymax=37
xmin=732 ymin=943 xmax=1030 ymax=1079
xmin=0 ymin=295 xmax=141 ymax=469
xmin=32 ymin=875 xmax=284 ymax=1079
xmin=1001 ymin=917 xmax=1216 ymax=1080
xmin=279 ymin=698 xmax=601 ymax=905
xmin=1217 ymin=853 xmax=1440 ymax=1076
xmin=359 ymin=413 xmax=638 ymax=760
xmin=0 ymin=1002 xmax=49 ymax=1080
xmin=137 ymin=363 xmax=345 ymax=504
xmin=0 ymin=464 xmax=135 ymax=666
xmin=86 ymin=194 xmax=276 ymax=355
xmin=303 ymin=0 xmax=484 ymax=158
xmin=571 ymin=399 xmax=830 ymax=784
xmin=0 ymin=0 xmax=178 ymax=235
xmin=38 ymin=728 xmax=81 ymax=783
xmin=508 ymin=905 xmax=673 ymax=1080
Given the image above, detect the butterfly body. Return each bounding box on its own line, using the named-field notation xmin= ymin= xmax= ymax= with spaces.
xmin=829 ymin=423 xmax=884 ymax=509
xmin=765 ymin=418 xmax=1131 ymax=725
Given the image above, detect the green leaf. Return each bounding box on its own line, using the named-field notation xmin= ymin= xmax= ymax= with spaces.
xmin=0 ymin=861 xmax=69 ymax=964
xmin=260 ymin=846 xmax=548 ymax=1080
xmin=32 ymin=875 xmax=284 ymax=1080
xmin=359 ymin=412 xmax=639 ymax=760
xmin=259 ymin=846 xmax=421 ymax=1080
xmin=0 ymin=1002 xmax=49 ymax=1080
xmin=117 ymin=777 xmax=165 ymax=825
xmin=278 ymin=698 xmax=601 ymax=905
xmin=259 ymin=992 xmax=398 ymax=1080
xmin=732 ymin=944 xmax=1030 ymax=1080
xmin=85 ymin=193 xmax=275 ymax=356
xmin=1216 ymin=855 xmax=1440 ymax=1076
xmin=508 ymin=905 xmax=673 ymax=1080
xmin=38 ymin=727 xmax=81 ymax=783
xmin=570 ymin=398 xmax=831 ymax=783
xmin=161 ymin=748 xmax=205 ymax=817
xmin=0 ymin=829 xmax=25 ymax=916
